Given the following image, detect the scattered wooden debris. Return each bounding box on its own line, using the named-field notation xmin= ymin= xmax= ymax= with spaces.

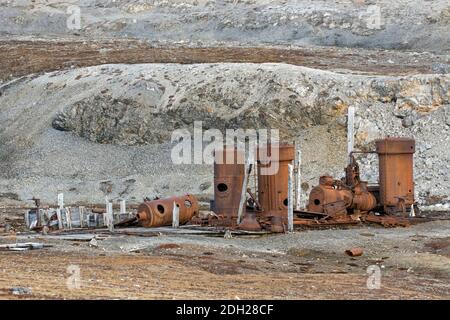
xmin=0 ymin=242 xmax=52 ymax=251
xmin=10 ymin=287 xmax=32 ymax=296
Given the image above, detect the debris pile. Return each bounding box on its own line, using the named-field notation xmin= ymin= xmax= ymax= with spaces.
xmin=24 ymin=198 xmax=135 ymax=232
xmin=199 ymin=137 xmax=417 ymax=232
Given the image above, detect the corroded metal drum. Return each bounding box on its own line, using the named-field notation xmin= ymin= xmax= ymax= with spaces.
xmin=257 ymin=144 xmax=295 ymax=220
xmin=213 ymin=147 xmax=245 ymax=221
xmin=136 ymin=194 xmax=199 ymax=228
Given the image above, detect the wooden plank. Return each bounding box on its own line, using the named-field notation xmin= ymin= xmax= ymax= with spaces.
xmin=295 ymin=148 xmax=302 ymax=211
xmin=288 ymin=164 xmax=294 ymax=232
xmin=172 ymin=201 xmax=180 ymax=228
xmin=237 ymin=159 xmax=252 ymax=225
xmin=347 ymin=106 xmax=355 ymax=164
xmin=56 ymin=209 xmax=63 ymax=230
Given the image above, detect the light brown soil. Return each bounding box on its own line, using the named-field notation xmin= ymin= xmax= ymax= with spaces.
xmin=1 ymin=39 xmax=448 ymax=83
xmin=0 ymin=236 xmax=448 ymax=300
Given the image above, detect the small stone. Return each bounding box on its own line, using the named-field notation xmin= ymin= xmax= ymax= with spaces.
xmin=10 ymin=287 xmax=32 ymax=295
xmin=89 ymin=238 xmax=98 ymax=248
xmin=402 ymin=115 xmax=415 ymax=128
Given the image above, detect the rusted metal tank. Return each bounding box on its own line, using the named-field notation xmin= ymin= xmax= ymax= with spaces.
xmin=136 ymin=194 xmax=199 ymax=228
xmin=376 ymin=137 xmax=415 ymax=214
xmin=308 ymin=176 xmax=352 ymax=215
xmin=213 ymin=147 xmax=245 ymax=221
xmin=307 ymin=176 xmax=376 ymax=216
xmin=352 ymin=181 xmax=377 ymax=211
xmin=257 ymin=144 xmax=295 ymax=220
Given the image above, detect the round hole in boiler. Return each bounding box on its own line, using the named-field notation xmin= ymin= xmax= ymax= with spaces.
xmin=157 ymin=204 xmax=165 ymax=214
xmin=283 ymin=198 xmax=288 ymax=206
xmin=217 ymin=183 xmax=228 ymax=192
xmin=314 ymin=199 xmax=321 ymax=205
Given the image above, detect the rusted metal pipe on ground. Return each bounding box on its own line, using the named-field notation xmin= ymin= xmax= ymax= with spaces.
xmin=136 ymin=195 xmax=199 ymax=228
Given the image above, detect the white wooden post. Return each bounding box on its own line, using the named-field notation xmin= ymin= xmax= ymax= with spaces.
xmin=106 ymin=202 xmax=114 ymax=232
xmin=66 ymin=207 xmax=72 ymax=230
xmin=288 ymin=164 xmax=294 ymax=232
xmin=172 ymin=202 xmax=180 ymax=228
xmin=347 ymin=106 xmax=355 ymax=164
xmin=57 ymin=193 xmax=64 ymax=209
xmin=24 ymin=211 xmax=30 ymax=229
xmin=79 ymin=206 xmax=85 ymax=228
xmin=409 ymin=204 xmax=415 ymax=217
xmin=295 ymin=149 xmax=302 ymax=211
xmin=56 ymin=208 xmax=63 ymax=229
xmin=237 ymin=156 xmax=253 ymax=225
xmin=120 ymin=200 xmax=126 ymax=214
xmin=38 ymin=209 xmax=45 ymax=228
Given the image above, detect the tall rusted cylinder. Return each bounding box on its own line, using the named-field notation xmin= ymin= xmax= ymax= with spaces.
xmin=257 ymin=144 xmax=295 ymax=220
xmin=213 ymin=148 xmax=245 ymax=220
xmin=376 ymin=137 xmax=415 ymax=213
xmin=136 ymin=194 xmax=199 ymax=228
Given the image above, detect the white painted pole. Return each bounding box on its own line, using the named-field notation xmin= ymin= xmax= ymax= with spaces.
xmin=172 ymin=202 xmax=180 ymax=228
xmin=237 ymin=158 xmax=252 ymax=225
xmin=66 ymin=207 xmax=72 ymax=230
xmin=107 ymin=202 xmax=114 ymax=232
xmin=409 ymin=204 xmax=415 ymax=217
xmin=288 ymin=164 xmax=294 ymax=232
xmin=38 ymin=209 xmax=45 ymax=228
xmin=347 ymin=106 xmax=355 ymax=164
xmin=295 ymin=149 xmax=302 ymax=211
xmin=79 ymin=206 xmax=85 ymax=228
xmin=120 ymin=200 xmax=126 ymax=214
xmin=57 ymin=193 xmax=64 ymax=209
xmin=56 ymin=208 xmax=63 ymax=230
xmin=24 ymin=211 xmax=30 ymax=229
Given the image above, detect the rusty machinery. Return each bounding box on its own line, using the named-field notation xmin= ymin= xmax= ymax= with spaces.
xmin=209 ymin=144 xmax=295 ymax=232
xmin=376 ymin=138 xmax=415 ymax=214
xmin=307 ymin=137 xmax=416 ymax=217
xmin=139 ymin=137 xmax=415 ymax=232
xmin=256 ymin=144 xmax=295 ymax=232
xmin=136 ymin=194 xmax=199 ymax=228
xmin=211 ymin=147 xmax=245 ymax=228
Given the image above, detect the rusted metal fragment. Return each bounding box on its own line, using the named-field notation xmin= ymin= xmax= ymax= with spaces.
xmin=345 ymin=247 xmax=364 ymax=257
xmin=364 ymin=214 xmax=410 ymax=227
xmin=238 ymin=212 xmax=262 ymax=231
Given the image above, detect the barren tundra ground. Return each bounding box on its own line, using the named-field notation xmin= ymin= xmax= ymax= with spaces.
xmin=1 ymin=209 xmax=449 ymax=300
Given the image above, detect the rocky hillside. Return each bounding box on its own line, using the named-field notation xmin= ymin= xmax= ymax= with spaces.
xmin=0 ymin=63 xmax=449 ymax=206
xmin=1 ymin=0 xmax=450 ymax=53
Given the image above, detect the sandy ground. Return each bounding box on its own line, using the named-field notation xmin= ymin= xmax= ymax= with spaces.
xmin=0 ymin=209 xmax=449 ymax=300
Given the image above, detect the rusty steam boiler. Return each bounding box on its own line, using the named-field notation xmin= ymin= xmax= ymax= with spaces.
xmin=212 ymin=147 xmax=245 ymax=227
xmin=307 ymin=137 xmax=415 ymax=216
xmin=376 ymin=138 xmax=415 ymax=214
xmin=257 ymin=144 xmax=295 ymax=231
xmin=136 ymin=194 xmax=199 ymax=228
